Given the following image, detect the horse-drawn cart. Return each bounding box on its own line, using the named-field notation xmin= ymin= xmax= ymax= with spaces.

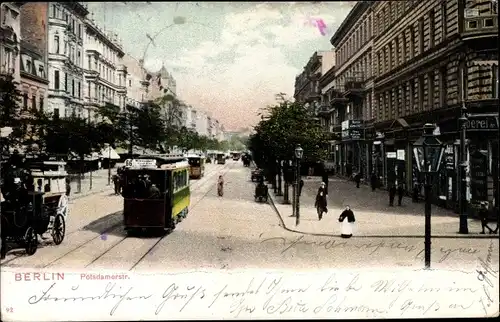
xmin=1 ymin=158 xmax=68 ymax=259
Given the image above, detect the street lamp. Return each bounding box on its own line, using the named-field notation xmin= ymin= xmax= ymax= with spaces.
xmin=412 ymin=123 xmax=445 ymax=269
xmin=458 ymin=111 xmax=469 ymax=234
xmin=295 ymin=144 xmax=304 ymax=226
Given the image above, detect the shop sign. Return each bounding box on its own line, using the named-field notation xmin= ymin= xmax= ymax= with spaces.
xmin=341 ymin=120 xmax=364 ymax=141
xmin=469 ymin=150 xmax=488 ymax=201
xmin=464 ymin=114 xmax=499 ymax=131
xmin=444 ymin=145 xmax=455 ymax=170
xmin=386 ymin=152 xmax=397 ymax=159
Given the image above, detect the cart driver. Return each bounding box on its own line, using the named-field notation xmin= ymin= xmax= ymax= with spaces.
xmin=255 ymin=179 xmax=267 ymax=196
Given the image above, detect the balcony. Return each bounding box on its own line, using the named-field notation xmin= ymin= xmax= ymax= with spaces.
xmin=317 ymin=105 xmax=334 ymax=116
xmin=462 ymin=14 xmax=498 ymax=40
xmin=329 ymin=89 xmax=348 ymax=105
xmin=48 ymin=17 xmax=67 ymax=27
xmin=343 ymin=75 xmax=364 ymax=97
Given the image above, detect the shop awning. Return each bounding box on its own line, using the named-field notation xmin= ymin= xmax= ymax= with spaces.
xmin=99 ymin=146 xmax=120 ymax=159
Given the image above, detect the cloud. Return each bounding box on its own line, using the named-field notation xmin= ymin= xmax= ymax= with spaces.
xmin=88 ymin=2 xmax=353 ymax=130
xmin=164 ymin=4 xmax=353 ymax=130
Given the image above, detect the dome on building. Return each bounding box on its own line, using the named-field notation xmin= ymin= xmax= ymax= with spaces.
xmin=157 ymin=63 xmax=170 ymax=79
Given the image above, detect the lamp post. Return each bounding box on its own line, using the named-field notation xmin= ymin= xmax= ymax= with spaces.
xmin=295 ymin=144 xmax=304 ymax=226
xmin=412 ymin=123 xmax=445 ymax=269
xmin=458 ymin=53 xmax=469 ymax=234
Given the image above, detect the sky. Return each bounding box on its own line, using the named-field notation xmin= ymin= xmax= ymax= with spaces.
xmin=86 ymin=2 xmax=355 ymax=131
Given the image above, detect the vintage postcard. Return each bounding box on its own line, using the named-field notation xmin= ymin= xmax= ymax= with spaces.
xmin=1 ymin=1 xmax=499 ymax=320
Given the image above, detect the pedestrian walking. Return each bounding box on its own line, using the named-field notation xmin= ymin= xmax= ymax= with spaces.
xmin=322 ymin=171 xmax=329 ymax=195
xmin=397 ymin=182 xmax=404 ymax=206
xmin=389 ymin=182 xmax=396 ymax=206
xmin=370 ymin=172 xmax=377 ymax=191
xmin=412 ymin=182 xmax=420 ymax=202
xmin=315 ymin=182 xmax=328 ymax=220
xmin=65 ymin=177 xmax=71 ymax=197
xmin=112 ymin=174 xmax=120 ymax=195
xmin=338 ymin=205 xmax=356 ymax=238
xmin=478 ymin=202 xmax=495 ymax=234
xmin=354 ymin=172 xmax=361 ymax=188
xmin=217 ymin=175 xmax=224 ymax=197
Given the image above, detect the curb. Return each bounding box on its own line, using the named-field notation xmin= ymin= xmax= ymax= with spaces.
xmin=266 ymin=186 xmax=499 ymax=239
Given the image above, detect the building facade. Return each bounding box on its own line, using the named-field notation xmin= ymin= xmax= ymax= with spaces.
xmin=83 ymin=14 xmax=127 ymax=120
xmin=195 ymin=110 xmax=208 ymax=137
xmin=294 ymin=50 xmax=336 ymax=115
xmin=122 ymin=54 xmax=147 ymax=109
xmin=19 ymin=3 xmax=49 ymax=116
xmin=42 ymin=2 xmax=89 ymax=118
xmin=326 ymin=0 xmax=498 ymax=210
xmin=326 ymin=1 xmax=374 ymax=179
xmin=1 ymin=2 xmax=22 ymax=83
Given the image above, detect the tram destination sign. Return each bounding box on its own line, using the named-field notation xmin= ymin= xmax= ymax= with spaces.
xmin=464 ymin=114 xmax=498 ymax=131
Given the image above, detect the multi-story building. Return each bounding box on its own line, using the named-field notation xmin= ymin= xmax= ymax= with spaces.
xmin=327 ymin=0 xmax=498 ymax=210
xmin=43 ymin=2 xmax=89 ymax=118
xmin=19 ymin=3 xmax=49 ymax=115
xmin=327 ymin=1 xmax=374 ymax=179
xmin=372 ymin=0 xmax=498 ymax=209
xmin=122 ymin=54 xmax=147 ymax=109
xmin=294 ymin=50 xmax=336 ymax=115
xmin=83 ymin=15 xmax=127 ymax=120
xmin=1 ymin=2 xmax=22 ymax=83
xmin=195 ymin=110 xmax=209 ymax=137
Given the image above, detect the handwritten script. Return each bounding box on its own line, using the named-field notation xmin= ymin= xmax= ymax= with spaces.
xmin=2 ymin=268 xmax=498 ymax=320
xmin=259 ymin=234 xmax=480 ymax=263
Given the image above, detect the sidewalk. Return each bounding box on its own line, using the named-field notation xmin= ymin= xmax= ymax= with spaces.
xmin=69 ymin=168 xmax=115 ymax=201
xmin=267 ymin=176 xmax=498 ymax=238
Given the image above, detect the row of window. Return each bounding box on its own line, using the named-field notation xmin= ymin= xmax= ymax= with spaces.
xmin=22 ymin=92 xmax=44 ymax=112
xmin=173 ymin=170 xmax=188 ymax=192
xmin=85 ymin=33 xmax=119 ymax=65
xmin=375 ymin=4 xmax=446 ymax=78
xmin=53 ymin=70 xmax=82 ymax=99
xmin=50 ymin=4 xmax=83 ymax=40
xmin=53 ymin=34 xmax=83 ymax=67
xmin=336 ymin=14 xmax=372 ymax=67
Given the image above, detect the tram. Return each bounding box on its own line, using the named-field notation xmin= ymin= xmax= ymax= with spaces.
xmin=186 ymin=154 xmax=206 ymax=179
xmin=121 ymin=155 xmax=190 ymax=234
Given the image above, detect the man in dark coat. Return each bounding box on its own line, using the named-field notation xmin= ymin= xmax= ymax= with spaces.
xmin=354 ymin=172 xmax=361 ymax=188
xmin=397 ymin=182 xmax=405 ymax=206
xmin=370 ymin=172 xmax=378 ymax=192
xmin=389 ymin=182 xmax=397 ymax=206
xmin=478 ymin=202 xmax=494 ymax=234
xmin=315 ymin=182 xmax=328 ymax=220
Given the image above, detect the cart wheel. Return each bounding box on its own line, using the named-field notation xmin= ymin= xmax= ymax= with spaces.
xmin=25 ymin=227 xmax=38 ymax=255
xmin=52 ymin=214 xmax=65 ymax=245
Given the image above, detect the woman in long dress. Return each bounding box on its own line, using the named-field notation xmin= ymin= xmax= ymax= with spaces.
xmin=217 ymin=175 xmax=224 ymax=197
xmin=338 ymin=206 xmax=356 ymax=238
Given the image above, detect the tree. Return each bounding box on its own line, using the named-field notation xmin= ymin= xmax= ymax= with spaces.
xmin=134 ymin=101 xmax=167 ymax=152
xmin=0 ymin=75 xmax=36 ymax=151
xmin=248 ymin=94 xmax=327 ymax=199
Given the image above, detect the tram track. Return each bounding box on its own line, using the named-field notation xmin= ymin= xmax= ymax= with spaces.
xmin=38 ymin=162 xmax=233 ymax=269
xmin=128 ymin=162 xmax=234 ymax=271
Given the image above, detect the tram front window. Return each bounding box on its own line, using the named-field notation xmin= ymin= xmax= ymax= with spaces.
xmin=122 ymin=170 xmax=165 ymax=199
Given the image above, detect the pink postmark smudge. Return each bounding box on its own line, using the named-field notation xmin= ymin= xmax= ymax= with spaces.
xmin=304 ymin=17 xmax=328 ymax=36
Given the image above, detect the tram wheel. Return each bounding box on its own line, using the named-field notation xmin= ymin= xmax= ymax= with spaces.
xmin=52 ymin=214 xmax=65 ymax=245
xmin=25 ymin=227 xmax=38 ymax=255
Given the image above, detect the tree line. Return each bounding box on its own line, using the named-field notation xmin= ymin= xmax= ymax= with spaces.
xmin=0 ymin=75 xmax=234 ymax=158
xmin=247 ymin=93 xmax=327 ymax=198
